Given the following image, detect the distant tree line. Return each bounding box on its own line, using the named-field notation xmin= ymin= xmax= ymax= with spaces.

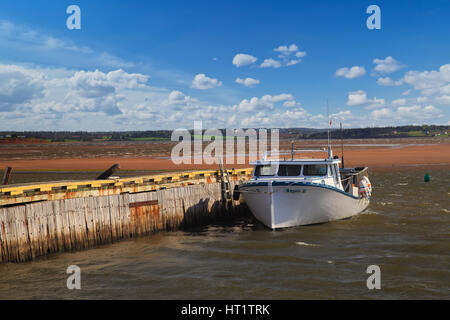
xmin=0 ymin=125 xmax=448 ymax=142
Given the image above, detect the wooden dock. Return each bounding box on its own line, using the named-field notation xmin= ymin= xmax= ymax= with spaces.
xmin=0 ymin=168 xmax=253 ymax=263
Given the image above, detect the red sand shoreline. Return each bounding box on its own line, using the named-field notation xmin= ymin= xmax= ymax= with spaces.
xmin=1 ymin=144 xmax=449 ymax=172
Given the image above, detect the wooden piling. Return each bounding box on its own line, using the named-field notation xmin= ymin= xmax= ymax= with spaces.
xmin=1 ymin=167 xmax=13 ymax=185
xmin=96 ymin=164 xmax=120 ymax=180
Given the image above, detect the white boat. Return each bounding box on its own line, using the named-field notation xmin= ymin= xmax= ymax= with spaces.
xmin=234 ymin=147 xmax=372 ymax=229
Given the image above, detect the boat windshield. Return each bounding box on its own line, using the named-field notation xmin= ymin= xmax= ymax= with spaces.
xmin=303 ymin=164 xmax=328 ymax=176
xmin=254 ymin=164 xmax=277 ymax=177
xmin=278 ymin=165 xmax=301 ymax=176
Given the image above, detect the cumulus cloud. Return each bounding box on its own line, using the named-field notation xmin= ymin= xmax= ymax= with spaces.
xmin=391 ymin=98 xmax=407 ymax=107
xmin=68 ymin=69 xmax=148 ymax=98
xmin=232 ymin=54 xmax=258 ymax=67
xmin=396 ymin=63 xmax=450 ymax=108
xmin=371 ymin=105 xmax=443 ymax=123
xmin=274 ymin=44 xmax=299 ymax=56
xmin=283 ymin=100 xmax=301 ymax=107
xmin=167 ymin=90 xmax=195 ymax=105
xmin=235 ymin=93 xmax=296 ymax=113
xmin=235 ymin=77 xmax=260 ymax=87
xmin=0 ymin=64 xmax=45 ymax=111
xmin=402 ymin=64 xmax=450 ymax=95
xmin=335 ymin=66 xmax=366 ymax=79
xmin=377 ymin=77 xmax=403 ymax=86
xmin=347 ymin=90 xmax=369 ymax=106
xmin=260 ymin=44 xmax=306 ymax=68
xmin=346 ymin=90 xmax=385 ymax=109
xmin=402 ymin=89 xmax=412 ymax=96
xmin=260 ymin=58 xmax=282 ymax=68
xmin=191 ymin=73 xmax=222 ymax=89
xmin=435 ymin=95 xmax=450 ymax=105
xmin=295 ymin=51 xmax=307 ymax=59
xmin=373 ymin=56 xmax=405 ymax=74
xmin=0 ymin=63 xmax=154 ymax=116
xmin=371 ymin=108 xmax=393 ymax=119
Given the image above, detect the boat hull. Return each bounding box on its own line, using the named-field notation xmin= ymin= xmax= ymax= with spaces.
xmin=240 ymin=182 xmax=369 ymax=229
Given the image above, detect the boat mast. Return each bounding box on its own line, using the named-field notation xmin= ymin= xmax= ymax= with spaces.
xmin=340 ymin=121 xmax=345 ymax=168
xmin=291 ymin=140 xmax=294 ymax=161
xmin=327 ymin=99 xmax=332 ymax=159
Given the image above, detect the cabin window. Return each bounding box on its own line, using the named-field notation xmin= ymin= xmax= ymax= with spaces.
xmin=333 ymin=164 xmax=340 ymax=183
xmin=303 ymin=164 xmax=328 ymax=176
xmin=278 ymin=165 xmax=302 ymax=176
xmin=254 ymin=164 xmax=277 ymax=177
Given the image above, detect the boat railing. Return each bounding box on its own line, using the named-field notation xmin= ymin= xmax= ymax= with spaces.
xmin=263 ymin=148 xmax=327 ymax=160
xmin=340 ymin=167 xmax=369 ymax=192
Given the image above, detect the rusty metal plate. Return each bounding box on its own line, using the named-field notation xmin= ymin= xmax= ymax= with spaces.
xmin=129 ymin=200 xmax=159 ymax=208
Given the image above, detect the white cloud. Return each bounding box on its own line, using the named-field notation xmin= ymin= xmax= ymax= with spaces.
xmin=236 ymin=93 xmax=295 ymax=112
xmin=286 ymin=59 xmax=302 ymax=66
xmin=377 ymin=76 xmax=403 ymax=86
xmin=260 ymin=58 xmax=282 ymax=68
xmin=295 ymin=51 xmax=307 ymax=58
xmin=346 ymin=90 xmax=385 ymax=109
xmin=235 ymin=77 xmax=260 ymax=87
xmin=0 ymin=63 xmax=155 ymax=117
xmin=261 ymin=44 xmax=306 ymax=68
xmin=283 ymin=100 xmax=301 ymax=107
xmin=398 ymin=105 xmax=442 ymax=120
xmin=276 ymin=107 xmax=309 ymax=120
xmin=0 ymin=64 xmax=45 ymax=111
xmin=232 ymin=54 xmax=258 ymax=67
xmin=347 ymin=90 xmax=369 ymax=106
xmin=335 ymin=66 xmax=366 ymax=79
xmin=391 ymin=98 xmax=407 ymax=107
xmin=371 ymin=105 xmax=443 ymax=123
xmin=274 ymin=44 xmax=298 ymax=56
xmin=402 ymin=89 xmax=412 ymax=96
xmin=191 ymin=73 xmax=222 ymax=89
xmin=373 ymin=56 xmax=405 ymax=74
xmin=402 ymin=64 xmax=450 ymax=96
xmin=371 ymin=108 xmax=393 ymax=119
xmin=330 ymin=110 xmax=353 ymax=122
xmin=69 ymin=69 xmax=148 ymax=98
xmin=167 ymin=90 xmax=195 ymax=105
xmin=417 ymin=96 xmax=428 ymax=103
xmin=435 ymin=95 xmax=450 ymax=105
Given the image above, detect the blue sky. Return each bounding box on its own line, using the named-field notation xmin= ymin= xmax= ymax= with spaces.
xmin=0 ymin=0 xmax=449 ymax=130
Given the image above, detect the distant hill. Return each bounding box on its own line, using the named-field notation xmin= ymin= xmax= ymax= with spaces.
xmin=304 ymin=125 xmax=449 ymax=139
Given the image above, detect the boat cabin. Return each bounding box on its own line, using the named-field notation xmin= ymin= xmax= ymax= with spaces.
xmin=251 ymin=159 xmax=343 ymax=190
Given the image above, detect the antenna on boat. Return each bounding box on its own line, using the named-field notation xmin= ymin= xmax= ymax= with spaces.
xmin=340 ymin=121 xmax=345 ymax=168
xmin=327 ymin=99 xmax=332 ymax=159
xmin=291 ymin=140 xmax=294 ymax=161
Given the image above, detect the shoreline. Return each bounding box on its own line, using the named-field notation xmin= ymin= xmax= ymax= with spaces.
xmin=1 ymin=144 xmax=449 ymax=173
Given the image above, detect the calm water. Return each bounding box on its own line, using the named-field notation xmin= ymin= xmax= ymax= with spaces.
xmin=0 ymin=169 xmax=449 ymax=299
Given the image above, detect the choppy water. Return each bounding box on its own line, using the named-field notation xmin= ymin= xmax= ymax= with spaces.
xmin=0 ymin=169 xmax=449 ymax=299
